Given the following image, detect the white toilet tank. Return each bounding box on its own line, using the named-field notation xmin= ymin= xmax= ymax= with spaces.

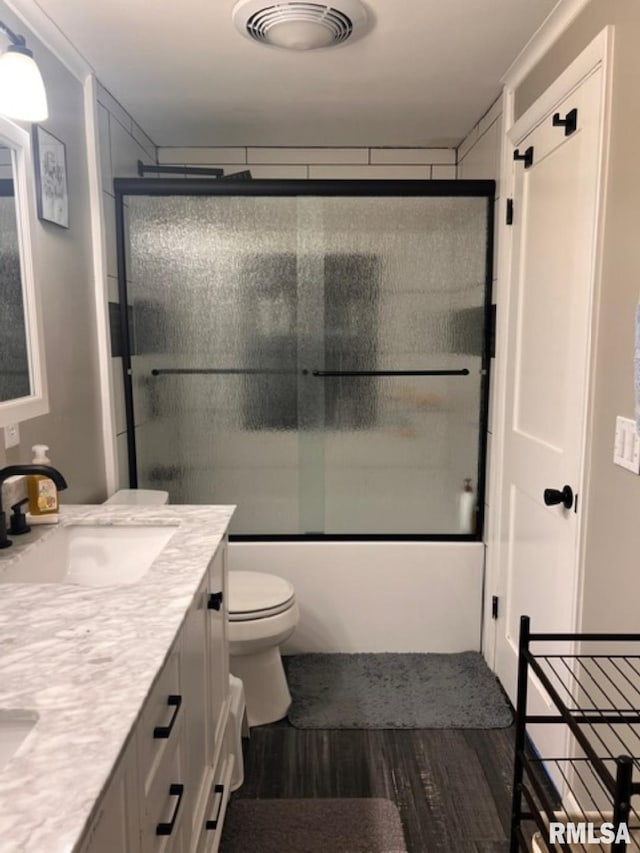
xmin=104 ymin=489 xmax=169 ymax=506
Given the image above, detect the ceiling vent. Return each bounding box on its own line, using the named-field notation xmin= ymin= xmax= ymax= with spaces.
xmin=232 ymin=1 xmax=368 ymax=51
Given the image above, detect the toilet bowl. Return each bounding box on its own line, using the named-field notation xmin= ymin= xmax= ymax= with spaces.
xmin=228 ymin=571 xmax=299 ymax=728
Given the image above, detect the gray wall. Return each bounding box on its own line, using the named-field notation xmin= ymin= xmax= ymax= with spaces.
xmin=0 ymin=2 xmax=104 ymax=503
xmin=516 ymin=1 xmax=640 ymax=632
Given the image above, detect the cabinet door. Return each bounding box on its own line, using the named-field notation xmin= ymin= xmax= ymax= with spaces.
xmin=182 ymin=570 xmax=211 ymax=840
xmin=141 ymin=728 xmax=186 ymax=853
xmin=195 ymin=750 xmax=235 ymax=853
xmin=138 ymin=642 xmax=181 ymax=799
xmin=80 ymin=732 xmax=140 ymax=853
xmin=207 ymin=538 xmax=229 ymax=763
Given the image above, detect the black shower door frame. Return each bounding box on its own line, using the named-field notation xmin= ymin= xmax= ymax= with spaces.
xmin=114 ymin=178 xmax=495 ymax=542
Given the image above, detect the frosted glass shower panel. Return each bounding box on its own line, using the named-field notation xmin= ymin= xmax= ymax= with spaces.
xmin=122 ymin=190 xmax=491 ymax=536
xmin=126 ymin=196 xmax=302 ymax=534
xmin=299 ymin=196 xmax=489 ymax=534
xmin=322 ymin=374 xmax=477 ymax=534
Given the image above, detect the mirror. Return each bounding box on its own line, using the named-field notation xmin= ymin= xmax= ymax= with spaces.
xmin=0 ymin=147 xmax=30 ymax=401
xmin=0 ymin=118 xmax=48 ymax=426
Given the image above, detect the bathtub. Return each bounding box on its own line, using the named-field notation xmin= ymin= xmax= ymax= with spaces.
xmin=229 ymin=541 xmax=484 ymax=653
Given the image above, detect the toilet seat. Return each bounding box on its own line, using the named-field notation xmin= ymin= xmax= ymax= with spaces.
xmin=228 ymin=571 xmax=296 ymax=622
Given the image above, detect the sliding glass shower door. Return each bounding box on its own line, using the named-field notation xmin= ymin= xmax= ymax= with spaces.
xmin=118 ymin=182 xmax=493 ymax=537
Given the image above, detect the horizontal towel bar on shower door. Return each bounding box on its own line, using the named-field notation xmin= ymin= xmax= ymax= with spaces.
xmin=150 ymin=368 xmax=297 ymax=376
xmin=310 ymin=369 xmax=470 ymax=377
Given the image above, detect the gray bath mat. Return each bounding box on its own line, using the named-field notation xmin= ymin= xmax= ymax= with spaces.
xmin=284 ymin=652 xmax=512 ymax=729
xmin=220 ymin=798 xmax=407 ymax=853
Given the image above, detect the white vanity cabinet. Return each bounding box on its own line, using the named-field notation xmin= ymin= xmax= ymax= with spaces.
xmin=78 ymin=538 xmax=232 ymax=853
xmin=194 ymin=537 xmax=233 ymax=852
xmin=182 ymin=536 xmax=230 ymax=846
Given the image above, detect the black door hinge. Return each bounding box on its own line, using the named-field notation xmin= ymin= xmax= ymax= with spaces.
xmin=552 ymin=108 xmax=578 ymax=136
xmin=513 ymin=146 xmax=534 ymax=168
xmin=506 ymin=198 xmax=514 ymax=225
xmin=492 ymin=596 xmax=499 ymax=620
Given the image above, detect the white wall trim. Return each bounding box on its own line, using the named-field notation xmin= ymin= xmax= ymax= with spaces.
xmin=481 ymin=88 xmax=512 ymax=667
xmin=572 ymin=27 xmax=614 ymax=639
xmin=84 ymin=74 xmax=117 ymax=495
xmin=0 ymin=117 xmax=49 ymax=427
xmin=3 ymin=0 xmax=92 ymax=82
xmin=501 ymin=0 xmax=593 ymax=90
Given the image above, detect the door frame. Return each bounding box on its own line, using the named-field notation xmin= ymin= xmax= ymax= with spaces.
xmin=113 ymin=178 xmax=496 ymax=541
xmin=483 ymin=26 xmax=614 ymax=664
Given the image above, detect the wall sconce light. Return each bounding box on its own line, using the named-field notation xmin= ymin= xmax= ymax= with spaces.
xmin=0 ymin=20 xmax=48 ymax=122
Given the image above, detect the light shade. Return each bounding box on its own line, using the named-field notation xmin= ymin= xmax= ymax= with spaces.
xmin=263 ymin=19 xmax=336 ymax=50
xmin=0 ymin=46 xmax=48 ymax=122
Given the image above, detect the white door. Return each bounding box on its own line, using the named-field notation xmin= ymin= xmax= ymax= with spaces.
xmin=494 ymin=59 xmax=607 ymax=763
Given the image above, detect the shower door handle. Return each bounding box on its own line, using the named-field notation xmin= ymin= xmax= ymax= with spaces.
xmin=311 ymin=369 xmax=470 ymax=377
xmin=151 ymin=367 xmax=297 ymax=376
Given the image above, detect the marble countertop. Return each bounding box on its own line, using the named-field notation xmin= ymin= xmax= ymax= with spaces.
xmin=0 ymin=503 xmax=235 ymax=853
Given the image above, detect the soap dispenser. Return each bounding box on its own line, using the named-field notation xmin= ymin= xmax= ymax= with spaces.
xmin=27 ymin=445 xmax=59 ymax=519
xmin=459 ymin=478 xmax=475 ymax=534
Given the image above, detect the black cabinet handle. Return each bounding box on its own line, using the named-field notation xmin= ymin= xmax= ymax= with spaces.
xmin=205 ymin=784 xmax=225 ymax=830
xmin=156 ymin=783 xmax=184 ymax=835
xmin=543 ymin=485 xmax=574 ymax=510
xmin=153 ymin=694 xmax=182 ymax=739
xmin=208 ymin=591 xmax=223 ymax=611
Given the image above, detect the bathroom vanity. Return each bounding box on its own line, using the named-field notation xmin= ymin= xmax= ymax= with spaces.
xmin=0 ymin=503 xmax=236 ymax=852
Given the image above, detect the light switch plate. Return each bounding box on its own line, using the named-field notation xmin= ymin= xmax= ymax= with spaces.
xmin=614 ymin=416 xmax=640 ymax=473
xmin=4 ymin=423 xmax=20 ymax=449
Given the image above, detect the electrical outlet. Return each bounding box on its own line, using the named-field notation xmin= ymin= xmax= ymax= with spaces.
xmin=613 ymin=416 xmax=640 ymax=473
xmin=4 ymin=423 xmax=20 ymax=449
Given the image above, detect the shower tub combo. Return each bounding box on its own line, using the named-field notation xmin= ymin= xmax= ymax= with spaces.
xmin=114 ymin=179 xmax=494 ymax=653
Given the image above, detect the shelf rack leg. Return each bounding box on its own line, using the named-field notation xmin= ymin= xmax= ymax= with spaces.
xmin=510 ymin=615 xmax=531 ymax=853
xmin=612 ymin=755 xmax=633 ymax=853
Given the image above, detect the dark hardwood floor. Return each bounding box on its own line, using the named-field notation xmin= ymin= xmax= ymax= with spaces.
xmin=227 ymin=724 xmax=518 ymax=852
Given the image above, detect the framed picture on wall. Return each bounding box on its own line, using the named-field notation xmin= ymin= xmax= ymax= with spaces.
xmin=32 ymin=126 xmax=69 ymax=228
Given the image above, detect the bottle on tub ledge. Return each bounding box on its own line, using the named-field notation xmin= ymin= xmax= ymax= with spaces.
xmin=459 ymin=478 xmax=476 ymax=535
xmin=27 ymin=444 xmax=60 ymax=525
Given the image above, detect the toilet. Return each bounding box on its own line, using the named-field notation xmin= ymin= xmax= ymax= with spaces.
xmin=227 ymin=571 xmax=299 ymax=728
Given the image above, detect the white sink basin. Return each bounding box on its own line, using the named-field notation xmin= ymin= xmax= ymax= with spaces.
xmin=0 ymin=710 xmax=38 ymax=771
xmin=0 ymin=525 xmax=178 ymax=587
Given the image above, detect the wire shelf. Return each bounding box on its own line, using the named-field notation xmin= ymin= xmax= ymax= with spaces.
xmin=511 ymin=619 xmax=640 ymax=852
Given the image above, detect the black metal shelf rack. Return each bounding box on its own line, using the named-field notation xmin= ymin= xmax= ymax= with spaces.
xmin=511 ymin=615 xmax=640 ymax=852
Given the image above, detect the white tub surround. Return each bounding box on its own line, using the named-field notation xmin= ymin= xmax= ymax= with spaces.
xmin=0 ymin=503 xmax=234 ymax=853
xmin=230 ymin=541 xmax=484 ymax=654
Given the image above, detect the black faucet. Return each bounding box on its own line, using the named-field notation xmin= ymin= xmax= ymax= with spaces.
xmin=0 ymin=465 xmax=68 ymax=549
